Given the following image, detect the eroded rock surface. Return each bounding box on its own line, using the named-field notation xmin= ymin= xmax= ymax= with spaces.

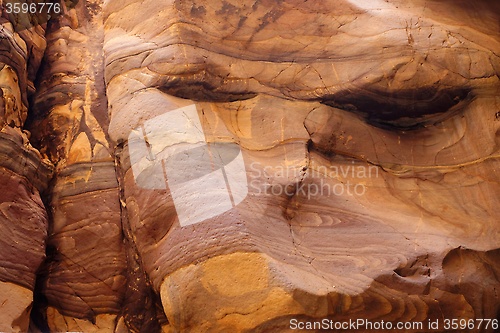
xmin=0 ymin=0 xmax=498 ymax=332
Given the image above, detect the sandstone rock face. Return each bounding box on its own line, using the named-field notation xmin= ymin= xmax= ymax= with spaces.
xmin=0 ymin=0 xmax=498 ymax=332
xmin=0 ymin=7 xmax=52 ymax=331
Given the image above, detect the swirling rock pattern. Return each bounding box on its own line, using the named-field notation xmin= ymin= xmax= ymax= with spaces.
xmin=0 ymin=0 xmax=498 ymax=332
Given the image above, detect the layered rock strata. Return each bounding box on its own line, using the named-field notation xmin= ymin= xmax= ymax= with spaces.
xmin=0 ymin=0 xmax=498 ymax=332
xmin=0 ymin=8 xmax=51 ymax=331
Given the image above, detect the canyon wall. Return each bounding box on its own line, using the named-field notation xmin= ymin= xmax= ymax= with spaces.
xmin=0 ymin=0 xmax=498 ymax=332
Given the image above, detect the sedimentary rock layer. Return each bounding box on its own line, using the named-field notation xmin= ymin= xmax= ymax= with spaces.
xmin=0 ymin=0 xmax=497 ymax=332
xmin=103 ymin=0 xmax=500 ymax=331
xmin=0 ymin=10 xmax=51 ymax=331
xmin=26 ymin=1 xmax=128 ymax=331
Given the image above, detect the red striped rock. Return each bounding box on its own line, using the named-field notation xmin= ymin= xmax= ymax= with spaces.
xmin=0 ymin=0 xmax=498 ymax=332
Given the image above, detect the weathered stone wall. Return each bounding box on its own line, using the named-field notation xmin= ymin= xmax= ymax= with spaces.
xmin=0 ymin=1 xmax=498 ymax=332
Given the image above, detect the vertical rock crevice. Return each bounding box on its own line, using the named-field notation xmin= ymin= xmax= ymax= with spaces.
xmin=113 ymin=143 xmax=165 ymax=333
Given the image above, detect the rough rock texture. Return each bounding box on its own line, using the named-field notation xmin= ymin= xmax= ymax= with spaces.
xmin=0 ymin=0 xmax=498 ymax=332
xmin=0 ymin=8 xmax=52 ymax=331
